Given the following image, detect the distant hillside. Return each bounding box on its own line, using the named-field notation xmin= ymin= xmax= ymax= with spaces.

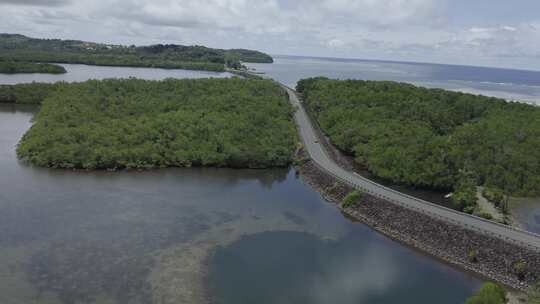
xmin=0 ymin=34 xmax=273 ymax=72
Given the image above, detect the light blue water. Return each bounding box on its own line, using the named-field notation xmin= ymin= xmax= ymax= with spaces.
xmin=246 ymin=56 xmax=540 ymax=104
xmin=247 ymin=55 xmax=540 ymax=232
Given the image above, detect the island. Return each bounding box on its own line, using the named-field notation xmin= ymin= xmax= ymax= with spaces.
xmin=0 ymin=33 xmax=273 ymax=72
xmin=297 ymin=77 xmax=540 ymax=215
xmin=0 ymin=60 xmax=66 ymax=74
xmin=16 ymin=78 xmax=297 ymax=170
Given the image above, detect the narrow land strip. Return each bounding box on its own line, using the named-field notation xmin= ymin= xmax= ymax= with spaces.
xmin=282 ymin=83 xmax=540 ymax=289
xmin=284 ymin=86 xmax=540 ymax=251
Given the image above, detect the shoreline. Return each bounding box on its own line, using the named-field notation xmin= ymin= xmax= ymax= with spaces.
xmin=294 ymin=147 xmax=539 ymax=290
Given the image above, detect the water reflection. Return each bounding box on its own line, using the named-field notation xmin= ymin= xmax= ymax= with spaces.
xmin=209 ymin=231 xmax=480 ymax=304
xmin=0 ymin=94 xmax=481 ymax=303
xmin=247 ymin=56 xmax=540 ymax=229
xmin=511 ymin=197 xmax=540 ymax=234
xmin=0 ymin=64 xmax=232 ymax=85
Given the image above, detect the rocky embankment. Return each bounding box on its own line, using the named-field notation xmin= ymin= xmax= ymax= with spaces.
xmin=295 ymin=149 xmax=540 ymax=290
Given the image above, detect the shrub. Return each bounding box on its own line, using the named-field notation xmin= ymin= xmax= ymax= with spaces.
xmin=527 ymin=280 xmax=540 ymax=304
xmin=482 ymin=187 xmax=507 ymax=206
xmin=342 ymin=190 xmax=362 ymax=209
xmin=465 ymin=282 xmax=506 ymax=304
xmin=513 ymin=261 xmax=527 ymax=280
xmin=478 ymin=213 xmax=493 ymax=220
xmin=468 ymin=249 xmax=478 ymax=263
xmin=293 ymin=156 xmax=310 ymax=166
xmin=463 ymin=206 xmax=476 ymax=215
xmin=452 ymin=177 xmax=478 ymax=213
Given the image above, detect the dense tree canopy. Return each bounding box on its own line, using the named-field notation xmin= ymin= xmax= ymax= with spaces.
xmin=0 ymin=34 xmax=273 ymax=72
xmin=0 ymin=82 xmax=63 ymax=104
xmin=17 ymin=78 xmax=297 ymax=170
xmin=0 ymin=60 xmax=66 ymax=74
xmin=297 ymin=78 xmax=540 ymax=198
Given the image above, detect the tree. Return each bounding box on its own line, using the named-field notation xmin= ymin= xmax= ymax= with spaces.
xmin=16 ymin=78 xmax=298 ymax=170
xmin=297 ymin=77 xmax=540 ymax=207
xmin=465 ymin=282 xmax=506 ymax=304
xmin=452 ymin=175 xmax=477 ymax=213
xmin=0 ymin=33 xmax=273 ymax=72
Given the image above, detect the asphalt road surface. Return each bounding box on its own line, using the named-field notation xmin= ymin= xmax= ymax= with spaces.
xmin=284 ymin=86 xmax=540 ymax=252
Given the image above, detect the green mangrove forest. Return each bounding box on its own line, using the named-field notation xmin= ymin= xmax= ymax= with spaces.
xmin=0 ymin=82 xmax=62 ymax=104
xmin=0 ymin=33 xmax=273 ymax=72
xmin=297 ymin=77 xmax=540 ymax=212
xmin=16 ymin=78 xmax=297 ymax=170
xmin=0 ymin=60 xmax=66 ymax=74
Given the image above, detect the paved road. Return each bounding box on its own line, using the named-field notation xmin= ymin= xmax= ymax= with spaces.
xmin=284 ymin=86 xmax=540 ymax=252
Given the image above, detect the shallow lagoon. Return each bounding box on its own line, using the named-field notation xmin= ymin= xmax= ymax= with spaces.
xmin=0 ymin=101 xmax=481 ymax=303
xmin=0 ymin=64 xmax=508 ymax=303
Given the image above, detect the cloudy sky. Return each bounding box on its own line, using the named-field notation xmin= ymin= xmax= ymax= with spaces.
xmin=1 ymin=0 xmax=539 ymax=70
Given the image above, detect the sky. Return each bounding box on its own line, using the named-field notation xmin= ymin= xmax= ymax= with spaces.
xmin=1 ymin=0 xmax=539 ymax=70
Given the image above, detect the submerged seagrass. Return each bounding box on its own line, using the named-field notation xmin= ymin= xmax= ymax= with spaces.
xmin=17 ymin=78 xmax=297 ymax=169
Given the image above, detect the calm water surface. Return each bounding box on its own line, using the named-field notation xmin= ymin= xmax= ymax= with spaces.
xmin=511 ymin=197 xmax=540 ymax=234
xmin=0 ymin=99 xmax=481 ymax=301
xmin=0 ymin=64 xmax=232 ymax=84
xmin=247 ymin=56 xmax=540 ymax=228
xmin=247 ymin=56 xmax=540 ymax=104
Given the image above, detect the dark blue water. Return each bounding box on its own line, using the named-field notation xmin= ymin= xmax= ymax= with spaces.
xmin=246 ymin=55 xmax=540 ymax=104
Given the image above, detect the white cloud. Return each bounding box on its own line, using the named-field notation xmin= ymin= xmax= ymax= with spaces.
xmin=327 ymin=38 xmax=346 ymax=48
xmin=319 ymin=0 xmax=443 ymax=26
xmin=0 ymin=0 xmax=539 ymax=69
xmin=0 ymin=0 xmax=70 ymax=6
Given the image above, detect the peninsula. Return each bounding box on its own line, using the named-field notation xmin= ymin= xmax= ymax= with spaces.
xmin=0 ymin=60 xmax=66 ymax=74
xmin=0 ymin=33 xmax=273 ymax=72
